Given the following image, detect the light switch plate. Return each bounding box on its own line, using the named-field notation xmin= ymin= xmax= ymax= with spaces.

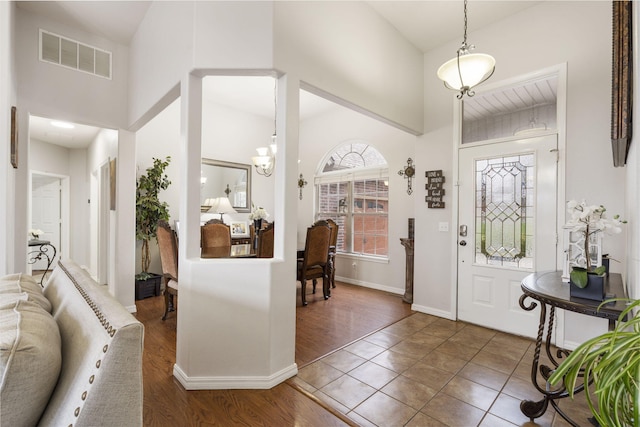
xmin=438 ymin=222 xmax=449 ymax=232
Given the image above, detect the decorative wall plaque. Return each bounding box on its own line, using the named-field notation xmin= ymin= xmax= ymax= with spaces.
xmin=425 ymin=170 xmax=445 ymax=208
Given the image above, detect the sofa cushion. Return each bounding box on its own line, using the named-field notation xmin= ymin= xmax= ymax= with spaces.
xmin=0 ymin=299 xmax=62 ymax=427
xmin=0 ymin=273 xmax=52 ymax=313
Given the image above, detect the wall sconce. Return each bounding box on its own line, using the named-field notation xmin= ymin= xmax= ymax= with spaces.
xmin=252 ymin=143 xmax=276 ymax=177
xmin=398 ymin=158 xmax=415 ymax=195
xmin=297 ymin=173 xmax=308 ymax=200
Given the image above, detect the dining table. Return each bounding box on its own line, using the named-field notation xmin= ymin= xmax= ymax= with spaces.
xmin=201 ymin=244 xmax=256 ymax=259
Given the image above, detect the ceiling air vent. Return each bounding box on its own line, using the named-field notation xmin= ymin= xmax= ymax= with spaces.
xmin=39 ymin=29 xmax=112 ymax=80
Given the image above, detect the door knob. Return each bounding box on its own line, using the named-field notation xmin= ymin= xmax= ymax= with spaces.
xmin=459 ymin=240 xmax=467 ymax=246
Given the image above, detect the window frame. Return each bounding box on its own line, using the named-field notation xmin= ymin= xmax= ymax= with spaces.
xmin=315 ymin=166 xmax=389 ymax=259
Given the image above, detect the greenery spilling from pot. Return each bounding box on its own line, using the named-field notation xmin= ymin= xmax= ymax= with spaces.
xmin=136 ymin=156 xmax=171 ymax=280
xmin=549 ymin=298 xmax=639 ymax=426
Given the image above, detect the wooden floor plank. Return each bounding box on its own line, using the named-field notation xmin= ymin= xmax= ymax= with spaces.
xmin=135 ymin=281 xmax=412 ymax=425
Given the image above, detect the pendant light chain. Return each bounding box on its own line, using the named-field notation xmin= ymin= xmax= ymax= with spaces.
xmin=273 ymin=78 xmax=277 ymax=137
xmin=462 ymin=0 xmax=468 ymax=48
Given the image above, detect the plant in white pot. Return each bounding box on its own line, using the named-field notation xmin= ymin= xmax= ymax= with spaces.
xmin=564 ymin=200 xmax=625 ymax=297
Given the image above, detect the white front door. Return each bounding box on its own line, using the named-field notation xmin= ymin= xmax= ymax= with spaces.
xmin=31 ymin=175 xmax=62 ymax=270
xmin=457 ymin=135 xmax=558 ymax=338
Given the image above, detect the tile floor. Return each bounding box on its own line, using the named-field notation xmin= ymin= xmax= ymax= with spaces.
xmin=291 ymin=313 xmax=595 ymax=427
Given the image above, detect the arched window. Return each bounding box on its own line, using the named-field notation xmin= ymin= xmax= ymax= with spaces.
xmin=316 ymin=142 xmax=389 ymax=257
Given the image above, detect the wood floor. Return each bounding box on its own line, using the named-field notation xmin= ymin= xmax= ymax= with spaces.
xmin=135 ymin=281 xmax=413 ymax=426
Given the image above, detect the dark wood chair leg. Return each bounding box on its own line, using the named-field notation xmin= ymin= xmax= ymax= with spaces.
xmin=331 ymin=256 xmax=336 ymax=288
xmin=162 ymin=290 xmax=170 ymax=320
xmin=323 ymin=268 xmax=330 ymax=299
xmin=301 ymin=279 xmax=308 ymax=306
xmin=312 ymin=279 xmax=317 ymax=294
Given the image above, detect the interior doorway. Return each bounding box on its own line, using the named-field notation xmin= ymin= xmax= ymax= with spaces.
xmin=29 ymin=172 xmax=68 ymax=273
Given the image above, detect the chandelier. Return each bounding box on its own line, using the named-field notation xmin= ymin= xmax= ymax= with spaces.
xmin=252 ymin=78 xmax=277 ymax=177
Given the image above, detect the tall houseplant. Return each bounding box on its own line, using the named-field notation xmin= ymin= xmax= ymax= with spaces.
xmin=549 ymin=298 xmax=639 ymax=426
xmin=136 ymin=156 xmax=171 ymax=280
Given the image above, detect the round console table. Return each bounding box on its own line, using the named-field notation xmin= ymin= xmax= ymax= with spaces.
xmin=28 ymin=239 xmax=57 ymax=287
xmin=519 ymin=271 xmax=627 ymax=426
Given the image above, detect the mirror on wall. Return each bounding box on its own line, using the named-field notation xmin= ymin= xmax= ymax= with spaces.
xmin=200 ymin=159 xmax=251 ymax=213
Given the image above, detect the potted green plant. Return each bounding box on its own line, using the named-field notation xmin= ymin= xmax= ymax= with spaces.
xmin=548 ymin=298 xmax=639 ymax=426
xmin=564 ymin=200 xmax=625 ymax=300
xmin=135 ymin=156 xmax=171 ymax=299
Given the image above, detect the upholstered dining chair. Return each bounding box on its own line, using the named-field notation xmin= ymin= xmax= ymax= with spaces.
xmin=201 ymin=218 xmax=231 ymax=248
xmin=257 ymin=222 xmax=274 ymax=258
xmin=297 ymin=220 xmax=331 ymax=306
xmin=157 ymin=220 xmax=178 ymax=320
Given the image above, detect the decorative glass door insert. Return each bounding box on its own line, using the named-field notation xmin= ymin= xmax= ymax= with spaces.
xmin=475 ymin=154 xmax=534 ymax=269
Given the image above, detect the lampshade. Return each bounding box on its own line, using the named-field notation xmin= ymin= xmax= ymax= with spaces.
xmin=437 ymin=52 xmax=496 ymax=92
xmin=208 ymin=197 xmax=236 ymax=214
xmin=252 ymin=145 xmax=276 ymax=177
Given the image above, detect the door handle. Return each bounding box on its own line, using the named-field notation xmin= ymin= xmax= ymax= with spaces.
xmin=459 ymin=240 xmax=467 ymax=246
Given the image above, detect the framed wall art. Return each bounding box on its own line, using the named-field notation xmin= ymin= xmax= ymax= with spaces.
xmin=10 ymin=106 xmax=18 ymax=169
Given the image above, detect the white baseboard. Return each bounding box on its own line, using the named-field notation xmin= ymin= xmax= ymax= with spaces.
xmin=411 ymin=303 xmax=456 ymax=321
xmin=173 ymin=363 xmax=298 ymax=390
xmin=125 ymin=304 xmax=137 ymax=314
xmin=334 ymin=275 xmax=403 ymax=295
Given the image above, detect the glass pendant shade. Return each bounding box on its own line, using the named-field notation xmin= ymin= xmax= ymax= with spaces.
xmin=437 ymin=52 xmax=495 ymax=93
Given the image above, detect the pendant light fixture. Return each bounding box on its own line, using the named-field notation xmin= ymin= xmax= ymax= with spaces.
xmin=437 ymin=0 xmax=495 ymax=99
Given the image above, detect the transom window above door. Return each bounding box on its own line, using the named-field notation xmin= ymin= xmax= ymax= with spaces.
xmin=462 ymin=74 xmax=558 ymax=144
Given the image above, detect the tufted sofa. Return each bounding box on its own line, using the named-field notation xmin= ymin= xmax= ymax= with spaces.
xmin=0 ymin=259 xmax=144 ymax=426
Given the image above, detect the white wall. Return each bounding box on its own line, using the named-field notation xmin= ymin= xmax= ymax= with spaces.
xmin=274 ymin=1 xmax=424 ymax=134
xmin=0 ymin=1 xmax=16 ymax=276
xmin=416 ymin=1 xmax=629 ymax=342
xmin=29 ymin=139 xmax=70 ymax=175
xmin=298 ymin=101 xmax=416 ymax=294
xmin=129 ymin=1 xmax=274 ymax=128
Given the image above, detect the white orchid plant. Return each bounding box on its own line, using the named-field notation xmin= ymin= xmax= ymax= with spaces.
xmin=28 ymin=228 xmax=44 ymax=239
xmin=565 ymin=200 xmax=625 ymax=287
xmin=248 ymin=205 xmax=269 ymax=221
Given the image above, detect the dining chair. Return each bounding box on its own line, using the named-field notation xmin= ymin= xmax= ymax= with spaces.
xmin=257 ymin=222 xmax=274 ymax=258
xmin=201 ymin=218 xmax=231 ymax=248
xmin=157 ymin=220 xmax=178 ymax=320
xmin=297 ymin=220 xmax=332 ymax=306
